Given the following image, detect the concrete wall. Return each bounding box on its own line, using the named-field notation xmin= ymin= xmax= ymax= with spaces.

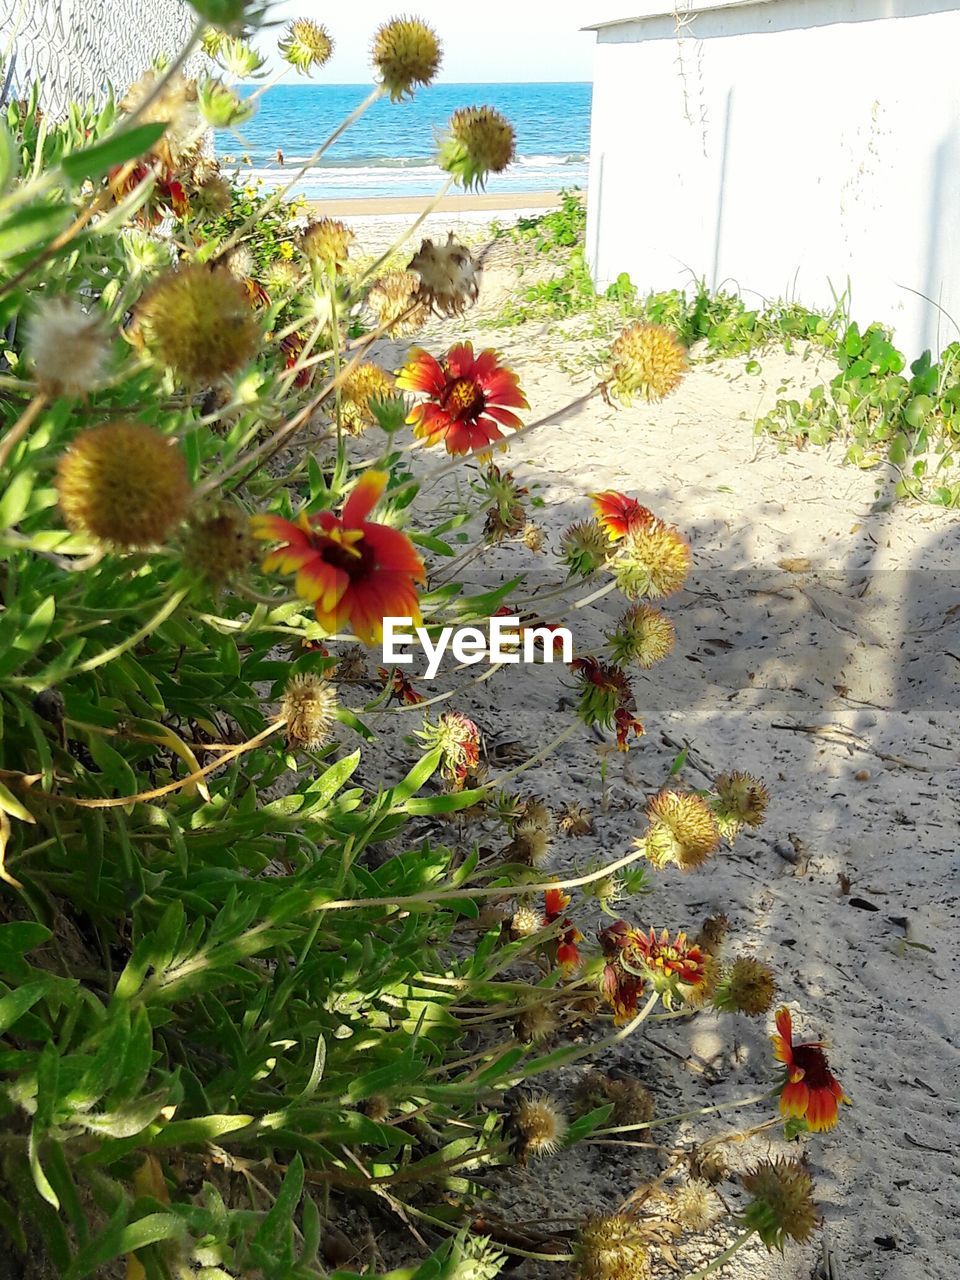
xmin=585 ymin=0 xmax=960 ymax=358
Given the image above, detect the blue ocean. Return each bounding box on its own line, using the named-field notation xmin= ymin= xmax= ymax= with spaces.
xmin=225 ymin=82 xmax=591 ymax=201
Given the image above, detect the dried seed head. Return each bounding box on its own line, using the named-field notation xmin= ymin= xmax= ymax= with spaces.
xmin=712 ymin=771 xmax=770 ymax=838
xmin=608 ymin=322 xmax=687 ymax=405
xmin=182 ymin=501 xmax=256 ymax=586
xmin=338 ymin=362 xmax=395 ymax=435
xmin=509 ymin=1094 xmax=567 ymax=1163
xmin=137 ymin=264 xmax=259 ymax=385
xmin=301 ymin=217 xmax=355 ymax=267
xmin=120 ymin=69 xmax=199 ymax=165
xmin=575 ymin=1214 xmax=651 ymax=1280
xmin=361 ymin=1094 xmax=390 ymax=1123
xmin=671 ymin=1179 xmax=717 ymax=1232
xmin=509 ymin=903 xmax=544 ymax=939
xmin=372 ymin=17 xmax=442 ymax=100
xmin=558 ymin=802 xmax=593 ymax=837
xmin=574 ymin=1072 xmax=654 ymax=1128
xmin=56 ymin=421 xmax=190 ymax=549
xmin=27 ymin=298 xmax=110 ymax=397
xmin=713 ymin=956 xmax=776 ymax=1016
xmin=193 ymin=173 xmax=233 ymax=217
xmin=408 ymin=234 xmax=479 ymax=316
xmin=281 ymin=672 xmax=338 ymax=751
xmin=741 ymin=1159 xmax=818 ymax=1250
xmin=279 ymin=18 xmax=334 ymax=73
xmin=519 ymin=796 xmax=551 ymax=833
xmin=606 ymin=604 xmax=676 ymax=669
xmin=562 ymin=520 xmax=611 ymax=577
xmin=366 ymin=270 xmax=429 ymax=337
xmin=514 ymin=1004 xmax=558 ymax=1044
xmin=689 ymin=1145 xmax=729 ymax=1186
xmin=521 ymin=522 xmax=545 ymax=553
xmin=336 ymin=646 xmax=369 ymax=683
xmin=503 ymin=823 xmax=552 ymax=869
xmin=639 ymin=791 xmax=721 ymax=871
xmin=440 ymin=106 xmax=516 ymax=190
xmin=611 ymin=519 xmax=691 ymax=600
xmin=263 ymin=258 xmax=301 ymax=293
xmin=695 ymin=913 xmax=730 ymax=955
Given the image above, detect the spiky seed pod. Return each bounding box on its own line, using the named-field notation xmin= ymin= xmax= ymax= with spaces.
xmin=575 ymin=1214 xmax=651 ymax=1280
xmin=366 ymin=270 xmax=429 ymax=336
xmin=183 ymin=501 xmax=256 ymax=585
xmin=360 ymin=1094 xmax=390 ymax=1123
xmin=279 ymin=18 xmax=334 ymax=73
xmin=563 ymin=520 xmax=611 ymax=577
xmin=281 ymin=673 xmax=338 ymax=752
xmin=120 ymin=70 xmax=199 ymax=166
xmin=611 ymin=519 xmax=691 ymax=600
xmin=301 ymin=217 xmax=355 ymax=268
xmin=27 ymin=298 xmax=110 ymax=397
xmin=192 ymin=174 xmax=233 ymax=217
xmin=573 ymin=1072 xmax=654 ymax=1128
xmin=408 ymin=234 xmax=479 ymax=316
xmin=508 ymin=1094 xmax=567 ymax=1164
xmin=417 ymin=712 xmax=481 ymax=790
xmin=713 ymin=956 xmax=776 ymax=1016
xmin=695 ymin=913 xmax=730 ymax=955
xmin=606 ymin=604 xmax=676 ymax=669
xmin=56 ymin=421 xmax=190 ymax=549
xmin=337 ymin=362 xmax=395 ymax=435
xmin=519 ymin=796 xmax=551 ymax=832
xmin=671 ymin=1179 xmax=717 ymax=1232
xmin=484 ymin=501 xmax=525 ymax=543
xmin=608 ymin=322 xmax=687 ymax=405
xmin=521 ymin=522 xmax=545 ymax=553
xmin=439 ymin=106 xmax=516 ymax=190
xmin=137 ymin=265 xmax=259 ymax=385
xmin=224 ymin=246 xmax=255 ymax=281
xmin=198 ymin=77 xmax=254 ymax=128
xmin=503 ymin=822 xmax=552 ymax=869
xmin=558 ymin=802 xmax=593 ymax=837
xmin=509 ymin=903 xmax=543 ymax=939
xmin=263 ymin=258 xmax=301 ymax=294
xmin=740 ymin=1159 xmax=818 ymax=1250
xmin=639 ymin=790 xmax=721 ymax=871
xmin=711 ymin=771 xmax=770 ymax=838
xmin=372 ymin=18 xmax=442 ymax=100
xmin=514 ymin=1004 xmax=558 ymax=1044
xmin=336 ymin=647 xmax=369 ymax=682
xmin=689 ymin=1145 xmax=729 ymax=1186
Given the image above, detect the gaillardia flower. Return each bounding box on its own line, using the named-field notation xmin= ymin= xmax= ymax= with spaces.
xmin=418 ymin=711 xmax=481 ymax=790
xmin=183 ymin=500 xmax=256 ymax=585
xmin=251 ymin=471 xmax=424 ymax=644
xmin=772 ymin=1007 xmax=847 ymax=1133
xmin=713 ymin=956 xmax=776 ymax=1016
xmin=507 ymin=1094 xmax=567 ymax=1164
xmin=740 ymin=1159 xmax=818 ymax=1250
xmin=439 ymin=106 xmax=516 ymax=190
xmin=367 ymin=269 xmax=429 ymax=336
xmin=562 ymin=521 xmax=611 ymax=577
xmin=628 ymin=927 xmax=715 ymax=1008
xmin=398 ymin=342 xmax=528 ymax=455
xmin=591 ymin=491 xmax=655 ymax=542
xmin=372 ymin=17 xmax=442 ymax=100
xmin=279 ymin=18 xmax=333 ymax=73
xmin=711 ymin=771 xmax=770 ymax=839
xmin=607 ymin=604 xmax=675 ymax=670
xmin=337 ymin=362 xmax=395 ymax=435
xmin=611 ymin=519 xmax=692 ymax=600
xmin=407 ymin=234 xmax=479 ymax=316
xmin=136 ymin=265 xmax=259 ymax=385
xmin=301 ymin=217 xmax=355 ymax=267
xmin=56 ymin=421 xmax=191 ymax=549
xmin=608 ymin=322 xmax=687 ymax=404
xmin=571 ymin=658 xmax=644 ymax=750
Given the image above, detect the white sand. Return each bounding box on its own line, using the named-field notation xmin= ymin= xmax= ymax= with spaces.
xmin=346 ymin=219 xmax=960 ymax=1279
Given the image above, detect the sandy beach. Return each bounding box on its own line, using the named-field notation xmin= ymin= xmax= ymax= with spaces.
xmin=334 ymin=215 xmax=960 ymax=1280
xmin=306 ymin=191 xmax=563 ymax=217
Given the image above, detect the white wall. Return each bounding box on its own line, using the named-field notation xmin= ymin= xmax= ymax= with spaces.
xmin=586 ymin=0 xmax=960 ymax=358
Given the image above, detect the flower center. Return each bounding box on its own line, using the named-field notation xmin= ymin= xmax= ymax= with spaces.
xmin=320 ymin=529 xmax=376 ymax=581
xmin=792 ymin=1044 xmax=833 ymax=1088
xmin=442 ymin=376 xmax=484 ymax=421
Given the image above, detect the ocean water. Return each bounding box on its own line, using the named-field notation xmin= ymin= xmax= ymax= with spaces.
xmin=223 ymin=82 xmax=591 ymax=201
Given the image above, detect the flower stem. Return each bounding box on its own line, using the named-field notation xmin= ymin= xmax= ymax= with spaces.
xmin=592 ymin=1089 xmax=778 ymax=1136
xmin=0 ymin=394 xmax=47 ymax=472
xmin=683 ymin=1229 xmax=755 ymax=1279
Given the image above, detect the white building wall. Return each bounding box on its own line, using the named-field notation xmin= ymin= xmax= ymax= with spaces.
xmin=586 ymin=0 xmax=960 ymax=358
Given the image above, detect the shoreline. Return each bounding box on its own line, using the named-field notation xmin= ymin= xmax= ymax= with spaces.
xmin=304 ymin=191 xmax=564 ymax=217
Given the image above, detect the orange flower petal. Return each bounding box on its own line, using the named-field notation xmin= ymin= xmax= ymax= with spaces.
xmin=342 ymin=470 xmax=387 ymax=526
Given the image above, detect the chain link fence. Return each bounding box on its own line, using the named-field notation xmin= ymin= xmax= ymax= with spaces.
xmin=0 ymin=0 xmax=199 ymax=114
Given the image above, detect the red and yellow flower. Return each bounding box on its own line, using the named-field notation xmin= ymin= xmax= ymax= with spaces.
xmin=543 ymin=889 xmax=583 ymax=973
xmin=591 ymin=491 xmax=655 ymax=542
xmin=598 ymin=921 xmax=646 ymax=1024
xmin=252 ymin=472 xmax=424 ymax=645
xmin=378 ymin=665 xmax=425 ymax=706
xmin=772 ymin=1007 xmax=847 ymax=1133
xmin=397 ymin=341 xmax=528 ymax=455
xmin=628 ymin=927 xmax=715 ymax=1009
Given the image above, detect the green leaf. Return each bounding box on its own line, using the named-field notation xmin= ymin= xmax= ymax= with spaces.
xmin=0 ymin=778 xmax=35 ymax=824
xmin=0 ymin=204 xmax=69 ymax=258
xmin=0 ymin=978 xmax=50 ymax=1033
xmin=0 ymin=921 xmax=51 ymax=955
xmin=404 ymin=787 xmax=487 ymax=816
xmin=65 ymin=1209 xmax=185 ymax=1280
xmin=0 ymin=119 xmax=17 ymax=194
xmin=0 ymin=467 xmax=35 ymax=528
xmin=252 ymin=1153 xmax=303 ymax=1258
xmin=61 ymin=122 xmax=167 ymax=182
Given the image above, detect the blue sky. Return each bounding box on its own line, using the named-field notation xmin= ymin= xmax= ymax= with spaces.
xmin=257 ymin=2 xmax=597 ymax=81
